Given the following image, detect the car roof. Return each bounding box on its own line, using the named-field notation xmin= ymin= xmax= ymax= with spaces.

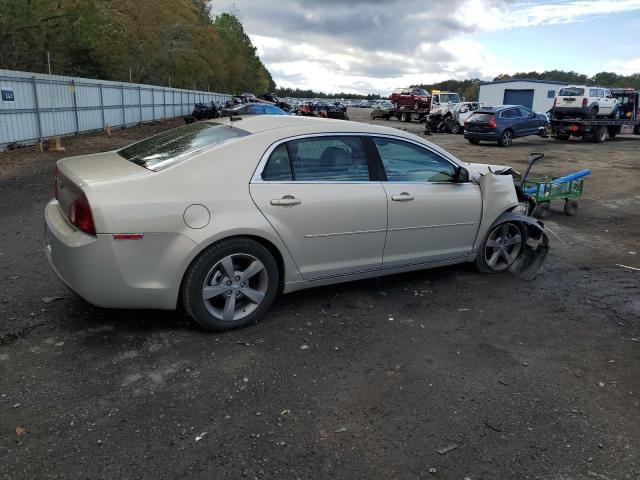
xmin=204 ymin=115 xmax=418 ymax=137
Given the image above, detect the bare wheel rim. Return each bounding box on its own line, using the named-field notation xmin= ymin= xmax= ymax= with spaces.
xmin=202 ymin=253 xmax=268 ymax=322
xmin=484 ymin=223 xmax=522 ymax=271
xmin=502 ymin=131 xmax=512 ymax=145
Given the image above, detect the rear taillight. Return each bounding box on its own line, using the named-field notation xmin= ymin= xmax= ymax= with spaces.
xmin=582 ymin=98 xmax=588 ymax=107
xmin=68 ymin=192 xmax=96 ymax=235
xmin=488 ymin=115 xmax=497 ymax=129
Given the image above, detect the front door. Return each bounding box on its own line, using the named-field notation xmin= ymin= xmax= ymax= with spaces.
xmin=369 ymin=136 xmax=482 ymax=268
xmin=250 ymin=135 xmax=387 ymax=280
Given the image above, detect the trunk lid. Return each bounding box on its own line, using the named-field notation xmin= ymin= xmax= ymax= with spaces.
xmin=57 ymin=151 xmax=150 ymax=188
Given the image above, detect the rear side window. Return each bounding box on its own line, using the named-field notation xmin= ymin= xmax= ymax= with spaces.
xmin=289 ymin=136 xmax=369 ymax=182
xmin=500 ymin=109 xmax=517 ymax=118
xmin=559 ymin=87 xmax=584 ymax=96
xmin=261 ymin=137 xmax=370 ymax=182
xmin=119 ymin=122 xmax=249 ymax=171
xmin=262 ymin=144 xmax=292 ymax=181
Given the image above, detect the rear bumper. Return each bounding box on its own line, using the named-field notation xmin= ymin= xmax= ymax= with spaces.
xmin=464 ymin=130 xmax=501 ymax=141
xmin=553 ymin=106 xmax=591 ymax=117
xmin=45 ymin=200 xmax=195 ymax=310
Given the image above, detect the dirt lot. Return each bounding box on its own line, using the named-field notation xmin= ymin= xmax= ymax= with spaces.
xmin=1 ymin=111 xmax=639 ymax=479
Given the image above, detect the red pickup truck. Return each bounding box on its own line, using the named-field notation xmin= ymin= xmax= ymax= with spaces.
xmin=390 ymin=87 xmax=431 ymax=110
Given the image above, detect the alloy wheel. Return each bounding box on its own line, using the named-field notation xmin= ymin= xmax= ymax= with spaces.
xmin=484 ymin=223 xmax=522 ymax=271
xmin=201 ymin=253 xmax=268 ymax=321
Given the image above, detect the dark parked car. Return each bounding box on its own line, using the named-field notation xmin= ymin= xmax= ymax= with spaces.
xmin=390 ymin=87 xmax=431 ymax=110
xmin=464 ymin=105 xmax=548 ymax=147
xmin=222 ymin=103 xmax=289 ymax=117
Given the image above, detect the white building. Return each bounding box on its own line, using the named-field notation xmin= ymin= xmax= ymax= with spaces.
xmin=478 ymin=79 xmax=569 ymax=113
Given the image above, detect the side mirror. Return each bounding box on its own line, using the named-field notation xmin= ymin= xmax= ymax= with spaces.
xmin=453 ymin=166 xmax=468 ymax=183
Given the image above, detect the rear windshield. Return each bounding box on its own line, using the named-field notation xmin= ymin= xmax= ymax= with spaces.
xmin=467 ymin=112 xmax=492 ymax=122
xmin=559 ymin=87 xmax=584 ymax=97
xmin=119 ymin=122 xmax=249 ymax=171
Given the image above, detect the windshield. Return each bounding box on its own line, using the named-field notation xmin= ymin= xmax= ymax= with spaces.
xmin=440 ymin=93 xmax=460 ymax=103
xmin=119 ymin=122 xmax=249 ymax=171
xmin=559 ymin=87 xmax=584 ymax=96
xmin=414 ymin=88 xmax=428 ymax=95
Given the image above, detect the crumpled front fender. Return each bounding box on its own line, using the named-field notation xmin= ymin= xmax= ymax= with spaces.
xmin=490 ymin=211 xmax=550 ymax=280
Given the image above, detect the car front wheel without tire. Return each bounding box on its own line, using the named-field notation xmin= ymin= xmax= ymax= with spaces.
xmin=182 ymin=238 xmax=279 ymax=331
xmin=476 ymin=222 xmax=525 ymax=273
xmin=498 ymin=129 xmax=513 ymax=147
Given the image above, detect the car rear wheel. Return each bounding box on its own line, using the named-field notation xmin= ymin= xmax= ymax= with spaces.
xmin=589 ymin=106 xmax=599 ymax=119
xmin=413 ymin=101 xmax=419 ymax=110
xmin=468 ymin=138 xmax=480 ymax=145
xmin=182 ymin=238 xmax=279 ymax=331
xmin=498 ymin=129 xmax=513 ymax=147
xmin=476 ymin=222 xmax=525 ymax=273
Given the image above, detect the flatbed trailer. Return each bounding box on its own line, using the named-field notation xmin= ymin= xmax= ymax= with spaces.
xmin=551 ymin=88 xmax=640 ymax=142
xmin=387 ymin=107 xmax=431 ymax=123
xmin=551 ymin=117 xmax=639 ymax=143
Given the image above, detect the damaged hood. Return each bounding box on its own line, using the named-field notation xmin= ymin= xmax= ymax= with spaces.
xmin=466 ymin=162 xmax=513 ymax=177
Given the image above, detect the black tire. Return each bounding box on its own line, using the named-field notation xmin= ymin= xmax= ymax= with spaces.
xmin=400 ymin=112 xmax=410 ymax=123
xmin=589 ymin=106 xmax=599 ymax=119
xmin=564 ymin=200 xmax=578 ymax=216
xmin=498 ymin=129 xmax=513 ymax=147
xmin=533 ymin=201 xmax=551 ymax=219
xmin=593 ymin=125 xmax=607 ymax=143
xmin=475 ymin=222 xmax=526 ymax=274
xmin=393 ymin=102 xmax=399 ymax=109
xmin=608 ymin=126 xmax=620 ymax=139
xmin=182 ymin=238 xmax=279 ymax=331
xmin=468 ymin=138 xmax=480 ymax=145
xmin=413 ymin=101 xmax=419 ymax=110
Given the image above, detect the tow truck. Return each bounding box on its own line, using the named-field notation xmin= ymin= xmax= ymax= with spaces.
xmin=551 ymin=88 xmax=640 ymax=142
xmin=387 ymin=90 xmax=462 ymax=123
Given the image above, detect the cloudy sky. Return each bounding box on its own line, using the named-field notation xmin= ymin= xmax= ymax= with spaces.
xmin=214 ymin=0 xmax=640 ymax=95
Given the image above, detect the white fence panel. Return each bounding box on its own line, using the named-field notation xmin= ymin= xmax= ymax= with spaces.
xmin=0 ymin=68 xmax=233 ymax=150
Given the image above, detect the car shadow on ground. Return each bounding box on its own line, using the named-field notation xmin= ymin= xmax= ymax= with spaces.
xmin=50 ymin=262 xmax=479 ymax=337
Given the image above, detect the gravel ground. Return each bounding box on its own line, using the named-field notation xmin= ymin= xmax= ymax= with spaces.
xmin=1 ymin=111 xmax=638 ymax=479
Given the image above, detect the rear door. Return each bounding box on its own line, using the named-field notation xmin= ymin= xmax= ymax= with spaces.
xmin=370 ymin=136 xmax=482 ymax=267
xmin=249 ymin=135 xmax=387 ymax=280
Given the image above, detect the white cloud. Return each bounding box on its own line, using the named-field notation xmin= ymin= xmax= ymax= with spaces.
xmin=605 ymin=57 xmax=640 ymax=75
xmin=462 ymin=0 xmax=640 ymax=31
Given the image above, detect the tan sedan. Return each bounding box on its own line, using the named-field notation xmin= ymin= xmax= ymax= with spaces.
xmin=45 ymin=116 xmax=548 ymax=330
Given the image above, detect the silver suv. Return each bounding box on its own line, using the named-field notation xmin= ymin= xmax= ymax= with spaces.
xmin=554 ymin=85 xmax=620 ymax=119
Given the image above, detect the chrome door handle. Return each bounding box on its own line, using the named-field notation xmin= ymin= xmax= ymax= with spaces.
xmin=271 ymin=195 xmax=301 ymax=206
xmin=391 ymin=193 xmax=415 ymax=202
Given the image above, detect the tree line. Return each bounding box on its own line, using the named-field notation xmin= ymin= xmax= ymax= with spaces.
xmin=0 ymin=0 xmax=275 ymax=94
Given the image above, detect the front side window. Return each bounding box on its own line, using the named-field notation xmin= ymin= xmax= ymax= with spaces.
xmin=597 ymin=89 xmax=605 ymax=98
xmin=373 ymin=137 xmax=456 ymax=183
xmin=517 ymin=107 xmax=533 ymax=117
xmin=278 ymin=136 xmax=370 ymax=182
xmin=119 ymin=122 xmax=249 ymax=171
